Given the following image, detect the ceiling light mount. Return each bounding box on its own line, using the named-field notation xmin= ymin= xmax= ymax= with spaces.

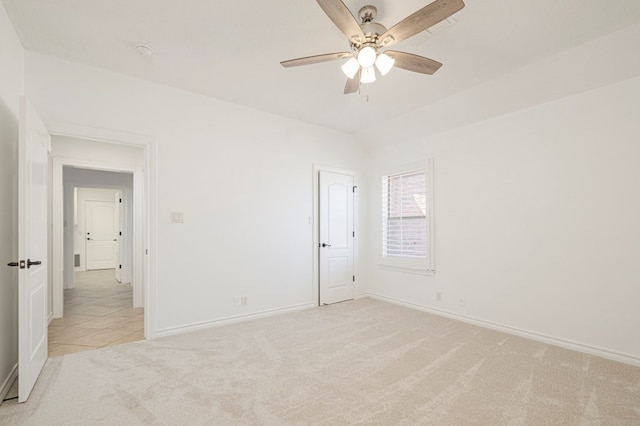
xmin=358 ymin=5 xmax=377 ymax=23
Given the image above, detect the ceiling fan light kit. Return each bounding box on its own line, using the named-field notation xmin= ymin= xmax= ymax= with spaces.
xmin=374 ymin=53 xmax=394 ymax=76
xmin=280 ymin=0 xmax=465 ymax=94
xmin=357 ymin=45 xmax=377 ymax=67
xmin=360 ymin=66 xmax=376 ymax=84
xmin=341 ymin=57 xmax=360 ymax=79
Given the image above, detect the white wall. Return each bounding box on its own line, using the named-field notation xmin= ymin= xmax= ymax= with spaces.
xmin=0 ymin=2 xmax=23 ymax=401
xmin=27 ymin=53 xmax=366 ymax=334
xmin=365 ymin=74 xmax=640 ymax=362
xmin=0 ymin=2 xmax=23 ymax=116
xmin=355 ymin=21 xmax=640 ymax=152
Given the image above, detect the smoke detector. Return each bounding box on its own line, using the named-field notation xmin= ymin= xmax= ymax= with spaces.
xmin=135 ymin=44 xmax=154 ymax=57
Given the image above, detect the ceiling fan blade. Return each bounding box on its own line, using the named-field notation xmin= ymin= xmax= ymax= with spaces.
xmin=316 ymin=0 xmax=365 ymax=43
xmin=344 ymin=71 xmax=361 ymax=94
xmin=281 ymin=52 xmax=352 ymax=68
xmin=379 ymin=0 xmax=465 ymax=47
xmin=385 ymin=50 xmax=442 ymax=75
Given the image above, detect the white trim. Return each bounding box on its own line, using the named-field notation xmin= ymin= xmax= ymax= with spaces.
xmin=48 ymin=122 xmax=152 ymax=147
xmin=366 ymin=293 xmax=640 ymax=367
xmin=51 ymin=156 xmax=64 ymax=318
xmin=426 ymin=157 xmax=435 ymax=271
xmin=49 ymin=123 xmax=157 ymax=339
xmin=312 ymin=164 xmax=358 ymax=307
xmin=379 ymin=160 xmax=426 ymax=177
xmin=0 ymin=363 xmax=18 ymax=406
xmin=378 ymin=264 xmax=435 ymax=276
xmin=156 ymin=303 xmax=315 ymax=338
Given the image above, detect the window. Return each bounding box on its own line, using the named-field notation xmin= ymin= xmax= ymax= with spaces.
xmin=380 ymin=159 xmax=434 ymax=274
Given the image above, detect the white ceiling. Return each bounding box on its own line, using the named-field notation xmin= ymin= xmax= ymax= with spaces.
xmin=4 ymin=0 xmax=640 ymax=135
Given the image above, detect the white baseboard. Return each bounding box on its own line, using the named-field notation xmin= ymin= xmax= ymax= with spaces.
xmin=156 ymin=302 xmax=316 ymax=338
xmin=0 ymin=363 xmax=18 ymax=406
xmin=366 ymin=293 xmax=640 ymax=367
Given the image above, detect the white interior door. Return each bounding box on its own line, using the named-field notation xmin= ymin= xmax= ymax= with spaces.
xmin=85 ymin=200 xmax=117 ymax=270
xmin=18 ymin=97 xmax=49 ymax=403
xmin=319 ymin=171 xmax=354 ymax=305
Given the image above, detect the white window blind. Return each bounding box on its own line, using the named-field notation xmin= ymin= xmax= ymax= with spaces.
xmin=380 ymin=159 xmax=433 ymax=273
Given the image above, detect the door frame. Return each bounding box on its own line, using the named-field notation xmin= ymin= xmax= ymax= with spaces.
xmin=312 ymin=164 xmax=358 ymax=307
xmin=50 ymin=122 xmax=157 ymax=339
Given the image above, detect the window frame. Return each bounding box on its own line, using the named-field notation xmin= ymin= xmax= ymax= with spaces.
xmin=379 ymin=159 xmax=435 ymax=275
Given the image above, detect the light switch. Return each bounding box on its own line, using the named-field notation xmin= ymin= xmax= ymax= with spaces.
xmin=171 ymin=212 xmax=184 ymax=223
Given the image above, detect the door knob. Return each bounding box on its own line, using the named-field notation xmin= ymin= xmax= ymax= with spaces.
xmin=7 ymin=260 xmax=25 ymax=269
xmin=321 ymin=243 xmax=332 ymax=247
xmin=27 ymin=259 xmax=42 ymax=269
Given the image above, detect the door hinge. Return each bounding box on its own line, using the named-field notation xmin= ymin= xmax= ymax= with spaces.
xmin=352 ymin=231 xmax=355 ymax=237
xmin=353 ymin=275 xmax=355 ymax=282
xmin=119 ymin=198 xmax=122 ymax=203
xmin=119 ymin=231 xmax=122 ymax=236
xmin=119 ymin=264 xmax=122 ymax=269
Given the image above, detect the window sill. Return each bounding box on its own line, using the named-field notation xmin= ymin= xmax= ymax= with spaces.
xmin=378 ymin=264 xmax=435 ymax=276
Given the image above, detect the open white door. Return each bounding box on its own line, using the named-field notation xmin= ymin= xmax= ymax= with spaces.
xmin=318 ymin=171 xmax=354 ymax=305
xmin=18 ymin=98 xmax=50 ymax=403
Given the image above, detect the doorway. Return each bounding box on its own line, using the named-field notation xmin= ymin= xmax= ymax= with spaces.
xmin=314 ymin=166 xmax=357 ymax=306
xmin=49 ymin=124 xmax=156 ymax=342
xmin=50 ymin=166 xmax=142 ymax=357
xmin=62 ymin=170 xmax=134 ymax=292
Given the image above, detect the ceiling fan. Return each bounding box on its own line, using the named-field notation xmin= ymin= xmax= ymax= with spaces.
xmin=281 ymin=0 xmax=465 ymax=94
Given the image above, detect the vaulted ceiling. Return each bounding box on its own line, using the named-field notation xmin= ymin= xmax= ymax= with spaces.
xmin=4 ymin=0 xmax=640 ymax=135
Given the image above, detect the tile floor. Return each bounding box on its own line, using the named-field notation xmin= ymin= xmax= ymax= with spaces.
xmin=48 ymin=269 xmax=144 ymax=357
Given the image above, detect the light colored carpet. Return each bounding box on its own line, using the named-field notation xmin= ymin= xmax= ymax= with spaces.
xmin=2 ymin=298 xmax=639 ymax=425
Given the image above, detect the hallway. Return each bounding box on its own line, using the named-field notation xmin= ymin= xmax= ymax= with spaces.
xmin=48 ymin=269 xmax=144 ymax=357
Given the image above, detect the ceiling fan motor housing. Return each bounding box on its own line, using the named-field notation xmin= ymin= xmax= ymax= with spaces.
xmin=356 ymin=5 xmax=387 ymax=46
xmin=360 ymin=22 xmax=387 ymax=43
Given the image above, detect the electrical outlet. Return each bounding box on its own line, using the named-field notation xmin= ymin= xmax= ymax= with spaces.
xmin=436 ymin=292 xmax=443 ymax=302
xmin=233 ymin=296 xmax=241 ymax=307
xmin=241 ymin=296 xmax=248 ymax=306
xmin=458 ymin=297 xmax=465 ymax=307
xmin=170 ymin=212 xmax=184 ymax=223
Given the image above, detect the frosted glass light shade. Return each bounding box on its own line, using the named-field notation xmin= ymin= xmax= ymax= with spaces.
xmin=357 ymin=46 xmax=377 ymax=68
xmin=375 ymin=53 xmax=395 ymax=75
xmin=341 ymin=57 xmax=359 ymax=79
xmin=360 ymin=66 xmax=376 ymax=84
